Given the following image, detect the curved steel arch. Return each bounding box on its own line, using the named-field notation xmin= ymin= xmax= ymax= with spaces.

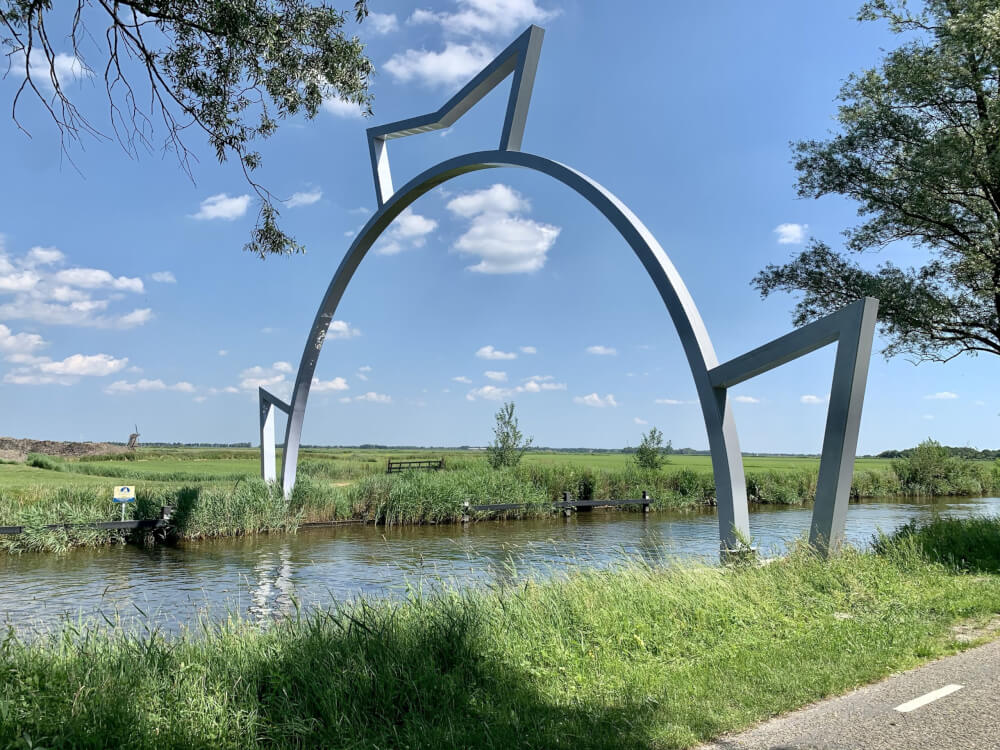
xmin=261 ymin=149 xmax=752 ymax=549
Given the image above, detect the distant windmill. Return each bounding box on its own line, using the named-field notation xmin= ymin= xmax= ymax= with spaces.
xmin=126 ymin=425 xmax=140 ymax=450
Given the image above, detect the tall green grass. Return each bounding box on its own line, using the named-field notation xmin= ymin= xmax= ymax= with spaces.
xmin=2 ymin=522 xmax=1000 ymax=748
xmin=0 ymin=480 xmax=295 ymax=553
xmin=333 ymin=465 xmax=550 ymax=524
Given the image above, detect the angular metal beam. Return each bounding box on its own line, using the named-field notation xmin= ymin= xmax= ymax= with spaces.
xmin=366 ymin=25 xmax=544 ymax=206
xmin=708 ymin=297 xmax=880 ymax=553
xmin=259 ymin=387 xmax=291 ymax=484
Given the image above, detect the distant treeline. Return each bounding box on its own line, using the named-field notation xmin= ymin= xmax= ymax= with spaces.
xmin=877 ymin=446 xmax=1000 ymax=461
xmin=111 ymin=442 xmax=254 ymax=448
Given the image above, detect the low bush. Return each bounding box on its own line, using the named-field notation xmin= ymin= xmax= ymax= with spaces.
xmin=874 ymin=515 xmax=1000 ymax=573
xmin=24 ymin=453 xmax=63 ymax=472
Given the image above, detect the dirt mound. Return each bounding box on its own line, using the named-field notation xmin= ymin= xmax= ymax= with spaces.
xmin=0 ymin=437 xmax=128 ymax=463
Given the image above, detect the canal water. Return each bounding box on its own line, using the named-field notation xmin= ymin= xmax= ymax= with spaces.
xmin=2 ymin=496 xmax=998 ymax=635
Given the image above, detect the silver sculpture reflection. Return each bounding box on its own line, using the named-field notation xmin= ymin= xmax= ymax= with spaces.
xmin=259 ymin=25 xmax=878 ymax=554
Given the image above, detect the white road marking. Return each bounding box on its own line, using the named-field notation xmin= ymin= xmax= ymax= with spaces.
xmin=894 ymin=684 xmax=964 ymax=713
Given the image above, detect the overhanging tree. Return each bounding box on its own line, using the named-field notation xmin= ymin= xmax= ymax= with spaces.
xmin=1 ymin=1 xmax=375 ymax=258
xmin=753 ymin=0 xmax=1000 ymax=362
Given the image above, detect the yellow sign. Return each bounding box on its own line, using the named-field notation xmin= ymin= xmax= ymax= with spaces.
xmin=113 ymin=485 xmax=135 ymax=503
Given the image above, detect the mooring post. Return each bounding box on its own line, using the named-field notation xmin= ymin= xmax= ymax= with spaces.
xmin=461 ymin=500 xmax=471 ymax=524
xmin=562 ymin=491 xmax=573 ymax=517
xmin=642 ymin=490 xmax=651 ymax=513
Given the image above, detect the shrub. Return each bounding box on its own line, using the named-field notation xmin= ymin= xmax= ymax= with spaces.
xmin=632 ymin=427 xmax=668 ymax=470
xmin=874 ymin=515 xmax=1000 ymax=573
xmin=25 ymin=453 xmax=63 ymax=471
xmin=893 ymin=439 xmax=982 ymax=495
xmin=486 ymin=402 xmax=532 ymax=470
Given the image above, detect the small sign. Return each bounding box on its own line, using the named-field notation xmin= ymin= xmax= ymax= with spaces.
xmin=113 ymin=486 xmax=136 ymax=503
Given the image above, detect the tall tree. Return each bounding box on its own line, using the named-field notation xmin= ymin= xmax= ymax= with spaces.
xmin=753 ymin=0 xmax=1000 ymax=362
xmin=1 ymin=1 xmax=375 ymax=258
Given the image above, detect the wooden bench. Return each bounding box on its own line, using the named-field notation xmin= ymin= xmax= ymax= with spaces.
xmin=387 ymin=459 xmax=445 ymax=474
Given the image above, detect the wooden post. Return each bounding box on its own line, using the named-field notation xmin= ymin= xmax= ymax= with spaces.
xmin=461 ymin=500 xmax=471 ymax=524
xmin=642 ymin=490 xmax=651 ymax=513
xmin=562 ymin=491 xmax=573 ymax=517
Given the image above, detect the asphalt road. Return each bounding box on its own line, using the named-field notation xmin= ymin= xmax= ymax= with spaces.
xmin=697 ymin=637 xmax=1000 ymax=750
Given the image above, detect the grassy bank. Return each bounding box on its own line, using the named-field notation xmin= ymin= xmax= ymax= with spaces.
xmin=0 ymin=480 xmax=297 ymax=553
xmin=2 ymin=517 xmax=1000 ymax=749
xmin=1 ymin=444 xmax=998 ymax=552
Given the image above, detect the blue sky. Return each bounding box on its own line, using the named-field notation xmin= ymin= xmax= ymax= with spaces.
xmin=0 ymin=0 xmax=996 ymax=452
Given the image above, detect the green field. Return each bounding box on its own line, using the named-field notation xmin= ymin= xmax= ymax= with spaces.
xmin=0 ymin=447 xmax=894 ymax=492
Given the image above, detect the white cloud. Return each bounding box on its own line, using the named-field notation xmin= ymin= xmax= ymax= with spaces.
xmin=238 ymin=362 xmax=293 ymax=398
xmin=191 ymin=193 xmax=251 ymax=221
xmin=586 ymin=345 xmax=616 ymax=356
xmin=634 ymin=417 xmax=648 ymax=425
xmin=357 ymin=365 xmax=372 ymax=381
xmin=327 ymin=320 xmax=361 ymax=339
xmin=733 ymin=395 xmax=760 ymax=404
xmin=105 ymin=378 xmax=195 ymax=394
xmin=655 ymin=398 xmax=690 ymax=405
xmin=518 ymin=377 xmax=565 ymax=393
xmin=923 ymin=414 xmax=935 ymax=420
xmin=452 ymin=375 xmax=473 ymax=384
xmin=520 ymin=345 xmax=537 ymax=354
xmin=53 ymin=268 xmax=144 ymax=293
xmin=466 ymin=384 xmax=510 ymax=401
xmin=218 ymin=349 xmax=228 ymax=356
xmin=0 ymin=324 xmax=45 ymax=355
xmin=6 ymin=350 xmax=129 ymax=385
xmin=0 ymin=270 xmax=40 ymax=292
xmin=484 ymin=370 xmax=507 ymax=382
xmin=409 ymin=0 xmax=557 ymax=37
xmin=447 ymin=185 xmax=559 ymax=274
xmin=23 ymin=247 xmax=64 ymax=266
xmin=800 ymin=394 xmax=827 ymax=404
xmin=374 ymin=208 xmax=438 ymax=255
xmin=384 ymin=42 xmax=496 ymax=88
xmin=39 ymin=353 xmax=127 ymax=376
xmin=466 ymin=375 xmax=565 ymax=401
xmin=924 ymin=391 xmax=958 ymax=400
xmin=150 ymin=271 xmax=176 ymax=283
xmin=322 ymin=97 xmax=365 ymax=118
xmin=286 ymin=190 xmax=323 ymax=208
xmin=355 ymin=391 xmax=392 ymax=403
xmin=118 ymin=308 xmax=153 ymax=328
xmin=0 ymin=244 xmax=150 ymax=328
xmin=574 ymin=393 xmax=618 ymax=408
xmin=13 ymin=50 xmax=89 ymax=90
xmin=312 ymin=376 xmax=349 ymax=392
xmin=774 ymin=223 xmax=808 ymax=245
xmin=476 ymin=345 xmax=516 ymax=360
xmin=368 ymin=11 xmax=399 ymax=33
xmin=447 ymin=184 xmax=528 ymax=217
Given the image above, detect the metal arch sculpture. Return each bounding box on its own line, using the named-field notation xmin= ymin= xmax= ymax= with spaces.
xmin=259 ymin=25 xmax=879 ymax=554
